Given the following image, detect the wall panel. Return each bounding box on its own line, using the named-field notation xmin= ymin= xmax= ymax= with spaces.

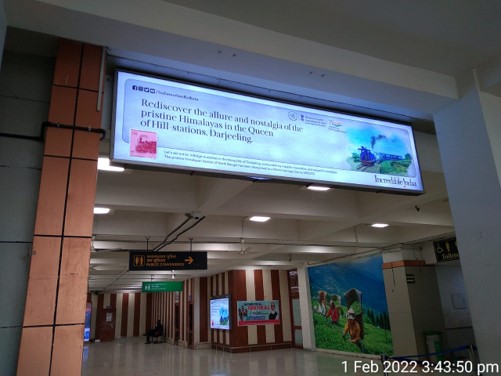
xmin=91 ymin=292 xmax=148 ymax=339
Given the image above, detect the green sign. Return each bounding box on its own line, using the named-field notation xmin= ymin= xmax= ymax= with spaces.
xmin=142 ymin=281 xmax=184 ymax=292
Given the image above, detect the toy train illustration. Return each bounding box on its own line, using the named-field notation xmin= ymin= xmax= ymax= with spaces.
xmin=358 ymin=146 xmax=403 ymax=167
xmin=135 ymin=136 xmax=157 ymax=154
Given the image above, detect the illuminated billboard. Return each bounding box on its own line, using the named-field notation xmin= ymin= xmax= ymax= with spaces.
xmin=111 ymin=70 xmax=424 ymax=193
xmin=210 ymin=295 xmax=231 ymax=330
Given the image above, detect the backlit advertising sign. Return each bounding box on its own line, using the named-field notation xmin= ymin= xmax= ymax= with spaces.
xmin=112 ymin=70 xmax=424 ymax=193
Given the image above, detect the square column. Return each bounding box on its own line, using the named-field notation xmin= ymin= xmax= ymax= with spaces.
xmin=434 ymin=72 xmax=501 ymax=365
xmin=17 ymin=40 xmax=104 ymax=376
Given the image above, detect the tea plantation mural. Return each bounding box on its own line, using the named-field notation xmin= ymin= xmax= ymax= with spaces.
xmin=308 ymin=254 xmax=393 ymax=355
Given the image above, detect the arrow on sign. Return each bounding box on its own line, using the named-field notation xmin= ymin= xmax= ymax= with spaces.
xmin=185 ymin=256 xmax=193 ymax=264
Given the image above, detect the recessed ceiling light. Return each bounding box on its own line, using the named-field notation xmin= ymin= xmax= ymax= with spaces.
xmin=249 ymin=216 xmax=270 ymax=222
xmin=307 ymin=185 xmax=331 ymax=191
xmin=371 ymin=223 xmax=389 ymax=228
xmin=98 ymin=157 xmax=125 ymax=172
xmin=93 ymin=207 xmax=111 ymax=214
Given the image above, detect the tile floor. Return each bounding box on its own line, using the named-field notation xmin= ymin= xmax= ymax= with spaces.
xmin=81 ymin=337 xmax=385 ymax=376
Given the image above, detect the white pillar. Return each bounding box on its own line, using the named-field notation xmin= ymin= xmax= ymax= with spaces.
xmin=297 ymin=264 xmax=315 ymax=350
xmin=434 ymin=71 xmax=501 ymax=366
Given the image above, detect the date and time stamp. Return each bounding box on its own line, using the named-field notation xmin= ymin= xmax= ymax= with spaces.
xmin=342 ymin=360 xmax=499 ymax=375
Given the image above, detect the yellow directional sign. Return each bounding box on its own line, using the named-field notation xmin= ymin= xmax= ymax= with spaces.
xmin=129 ymin=252 xmax=207 ymax=271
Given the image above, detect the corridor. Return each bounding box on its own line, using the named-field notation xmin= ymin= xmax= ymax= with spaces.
xmin=81 ymin=338 xmax=375 ymax=376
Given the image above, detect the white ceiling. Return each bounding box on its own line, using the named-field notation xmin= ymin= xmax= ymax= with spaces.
xmin=4 ymin=0 xmax=500 ymax=292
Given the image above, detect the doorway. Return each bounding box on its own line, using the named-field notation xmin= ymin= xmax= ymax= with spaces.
xmin=98 ymin=307 xmax=116 ymax=342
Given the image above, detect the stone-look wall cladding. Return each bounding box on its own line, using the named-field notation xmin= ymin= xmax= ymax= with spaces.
xmin=17 ymin=40 xmax=104 ymax=376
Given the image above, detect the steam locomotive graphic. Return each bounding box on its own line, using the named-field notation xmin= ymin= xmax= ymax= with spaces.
xmin=130 ymin=129 xmax=157 ymax=159
xmin=358 ymin=146 xmax=404 ymax=167
xmin=352 ymin=143 xmax=412 ymax=176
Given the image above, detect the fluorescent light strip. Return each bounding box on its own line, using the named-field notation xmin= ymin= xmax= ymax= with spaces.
xmin=371 ymin=223 xmax=389 ymax=228
xmin=94 ymin=207 xmax=111 ymax=214
xmin=98 ymin=157 xmax=125 ymax=172
xmin=249 ymin=216 xmax=270 ymax=222
xmin=307 ymin=185 xmax=331 ymax=191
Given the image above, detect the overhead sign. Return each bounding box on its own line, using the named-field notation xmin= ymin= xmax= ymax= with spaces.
xmin=111 ymin=70 xmax=424 ymax=194
xmin=433 ymin=238 xmax=460 ymax=262
xmin=129 ymin=251 xmax=208 ymax=271
xmin=142 ymin=281 xmax=183 ymax=292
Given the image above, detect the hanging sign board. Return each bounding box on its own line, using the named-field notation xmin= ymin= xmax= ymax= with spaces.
xmin=111 ymin=70 xmax=424 ymax=194
xmin=433 ymin=238 xmax=460 ymax=262
xmin=142 ymin=281 xmax=184 ymax=292
xmin=129 ymin=251 xmax=208 ymax=271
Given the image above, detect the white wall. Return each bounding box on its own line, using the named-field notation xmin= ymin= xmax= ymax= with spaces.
xmin=435 ymin=264 xmax=475 ymax=349
xmin=479 ymin=92 xmax=501 ymax=188
xmin=434 ymin=75 xmax=501 ymax=364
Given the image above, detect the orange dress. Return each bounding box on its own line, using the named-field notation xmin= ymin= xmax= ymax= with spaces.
xmin=343 ymin=319 xmax=361 ymax=343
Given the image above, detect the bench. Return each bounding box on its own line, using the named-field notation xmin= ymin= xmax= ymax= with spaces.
xmin=151 ymin=333 xmax=165 ymax=344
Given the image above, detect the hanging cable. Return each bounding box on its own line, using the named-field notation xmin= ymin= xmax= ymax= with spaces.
xmin=153 ymin=213 xmax=205 ymax=252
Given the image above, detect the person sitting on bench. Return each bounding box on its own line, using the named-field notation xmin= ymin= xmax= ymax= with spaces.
xmin=145 ymin=320 xmax=163 ymax=344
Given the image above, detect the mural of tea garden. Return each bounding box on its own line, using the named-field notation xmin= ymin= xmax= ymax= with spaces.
xmin=308 ymin=254 xmax=393 ymax=355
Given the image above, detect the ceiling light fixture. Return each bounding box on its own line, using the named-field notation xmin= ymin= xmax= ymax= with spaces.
xmin=98 ymin=157 xmax=125 ymax=172
xmin=371 ymin=223 xmax=389 ymax=228
xmin=307 ymin=185 xmax=331 ymax=191
xmin=93 ymin=207 xmax=111 ymax=214
xmin=249 ymin=216 xmax=270 ymax=222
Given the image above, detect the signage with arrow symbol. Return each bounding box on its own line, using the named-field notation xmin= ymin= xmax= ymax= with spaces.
xmin=129 ymin=251 xmax=207 ymax=271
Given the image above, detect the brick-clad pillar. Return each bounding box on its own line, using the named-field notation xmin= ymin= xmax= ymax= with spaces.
xmin=17 ymin=40 xmax=104 ymax=376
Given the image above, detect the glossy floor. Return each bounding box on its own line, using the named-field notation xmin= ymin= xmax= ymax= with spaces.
xmin=81 ymin=337 xmax=383 ymax=376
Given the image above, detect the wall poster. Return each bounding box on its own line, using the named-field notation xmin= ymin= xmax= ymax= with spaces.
xmin=237 ymin=300 xmax=280 ymax=326
xmin=308 ymin=254 xmax=392 ymax=355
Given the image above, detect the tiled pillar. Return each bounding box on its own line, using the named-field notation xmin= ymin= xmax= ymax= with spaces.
xmin=17 ymin=40 xmax=104 ymax=376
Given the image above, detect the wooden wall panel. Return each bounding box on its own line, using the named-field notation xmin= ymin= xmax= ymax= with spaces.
xmin=72 ymin=131 xmax=100 ymax=160
xmin=121 ymin=294 xmax=129 ymax=338
xmin=200 ymin=277 xmax=208 ymax=342
xmin=90 ymin=293 xmax=148 ymax=339
xmin=18 ymin=39 xmax=105 ymax=374
xmin=254 ymin=270 xmax=266 ymax=345
xmin=146 ymin=293 xmax=152 ymax=331
xmin=44 ymin=127 xmax=72 ymax=157
xmin=23 ymin=237 xmax=60 ymax=326
xmin=64 ymin=159 xmax=97 ymax=237
xmin=271 ymin=270 xmax=283 ymax=343
xmin=133 ymin=293 xmax=141 ymax=336
xmin=52 ymin=39 xmax=81 ymax=87
xmin=142 ymin=269 xmax=292 ymax=352
xmin=16 ymin=327 xmax=52 ymax=376
xmin=79 ymin=44 xmax=102 ymax=91
xmin=75 ymin=89 xmax=102 ymax=129
xmin=47 ymin=86 xmax=77 ymax=124
xmin=230 ymin=270 xmax=248 ymax=348
xmin=33 ymin=157 xmax=69 ymax=236
xmin=51 ymin=325 xmax=84 ymax=376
